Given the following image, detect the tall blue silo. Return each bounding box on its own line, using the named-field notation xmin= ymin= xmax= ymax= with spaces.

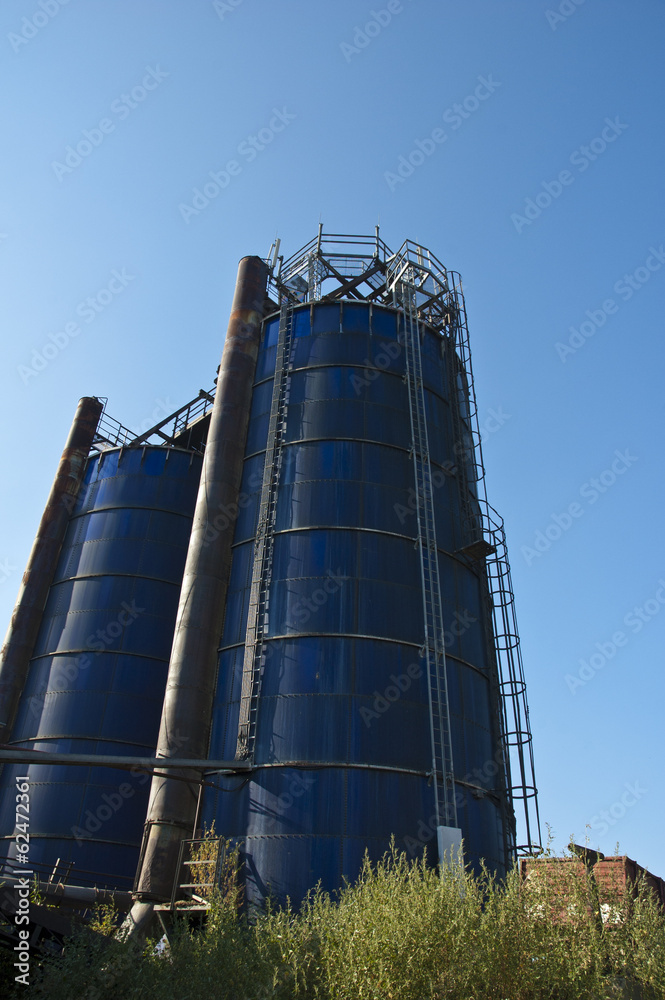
xmin=196 ymin=233 xmax=540 ymax=907
xmin=0 ymin=441 xmax=202 ymax=890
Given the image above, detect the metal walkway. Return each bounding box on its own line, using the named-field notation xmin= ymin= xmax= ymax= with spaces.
xmin=91 ymin=388 xmax=216 ymax=454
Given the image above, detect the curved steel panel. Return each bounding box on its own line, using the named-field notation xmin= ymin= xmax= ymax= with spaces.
xmin=0 ymin=447 xmax=201 ymax=888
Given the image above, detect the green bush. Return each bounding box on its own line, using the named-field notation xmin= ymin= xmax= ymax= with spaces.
xmin=27 ymin=845 xmax=665 ymax=1000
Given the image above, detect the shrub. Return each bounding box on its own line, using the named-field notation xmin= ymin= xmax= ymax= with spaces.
xmin=27 ymin=844 xmax=665 ymax=1000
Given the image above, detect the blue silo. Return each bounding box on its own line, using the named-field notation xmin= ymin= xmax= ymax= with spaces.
xmin=0 ymin=444 xmax=202 ymax=889
xmin=198 ymin=234 xmax=539 ymax=907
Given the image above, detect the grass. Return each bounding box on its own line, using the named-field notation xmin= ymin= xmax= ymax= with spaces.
xmin=14 ymin=842 xmax=665 ymax=1000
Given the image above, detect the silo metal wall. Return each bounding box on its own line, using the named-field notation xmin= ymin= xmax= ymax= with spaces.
xmin=203 ymin=301 xmax=511 ymax=906
xmin=0 ymin=446 xmax=202 ymax=889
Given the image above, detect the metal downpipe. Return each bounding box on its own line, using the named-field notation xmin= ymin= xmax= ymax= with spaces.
xmin=129 ymin=256 xmax=267 ymax=920
xmin=0 ymin=396 xmax=103 ymax=745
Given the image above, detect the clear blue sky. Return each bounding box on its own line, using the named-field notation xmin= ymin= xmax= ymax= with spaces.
xmin=1 ymin=0 xmax=663 ymax=874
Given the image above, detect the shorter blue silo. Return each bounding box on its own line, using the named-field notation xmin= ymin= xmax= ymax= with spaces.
xmin=0 ymin=445 xmax=202 ymax=889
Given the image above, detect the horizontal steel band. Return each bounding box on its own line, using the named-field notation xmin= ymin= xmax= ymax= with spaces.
xmin=29 ymin=648 xmax=172 ymax=664
xmin=244 ymin=436 xmax=462 ymax=472
xmin=254 ymin=363 xmax=452 ymax=409
xmin=50 ymin=571 xmax=184 ymax=587
xmin=216 ymin=760 xmax=429 ymax=779
xmin=68 ymin=505 xmax=195 ymax=522
xmin=218 ymin=635 xmax=489 ymax=678
xmin=232 ymin=525 xmax=483 ymax=573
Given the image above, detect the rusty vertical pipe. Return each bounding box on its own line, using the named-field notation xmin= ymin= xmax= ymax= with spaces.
xmin=132 ymin=256 xmax=267 ymax=904
xmin=0 ymin=397 xmax=103 ymax=745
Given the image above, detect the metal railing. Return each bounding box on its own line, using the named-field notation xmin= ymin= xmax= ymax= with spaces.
xmin=267 ymin=227 xmax=393 ymax=305
xmin=169 ymin=837 xmax=227 ymax=910
xmin=91 ymin=388 xmax=216 ymax=454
